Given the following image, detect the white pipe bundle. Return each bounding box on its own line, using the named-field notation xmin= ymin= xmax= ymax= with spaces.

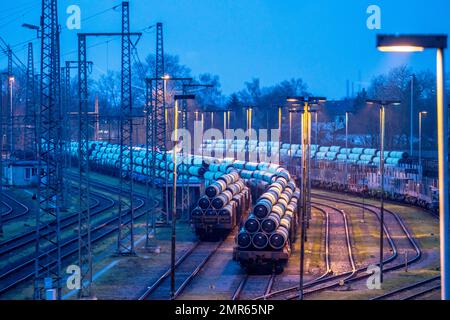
xmin=239 ymin=171 xmax=300 ymax=251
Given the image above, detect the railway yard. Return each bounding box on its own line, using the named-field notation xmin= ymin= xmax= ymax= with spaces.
xmin=0 ymin=0 xmax=448 ymax=304
xmin=0 ymin=168 xmax=440 ymax=300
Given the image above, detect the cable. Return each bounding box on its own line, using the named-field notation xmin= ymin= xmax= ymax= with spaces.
xmin=0 ymin=1 xmax=37 ymax=21
xmin=62 ymin=37 xmax=120 ymax=58
xmin=0 ymin=37 xmax=27 ymax=72
xmin=9 ymin=3 xmax=122 ymax=51
xmin=0 ymin=6 xmax=37 ymax=30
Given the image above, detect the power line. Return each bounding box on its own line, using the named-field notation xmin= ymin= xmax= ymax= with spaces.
xmin=9 ymin=3 xmax=122 ymax=51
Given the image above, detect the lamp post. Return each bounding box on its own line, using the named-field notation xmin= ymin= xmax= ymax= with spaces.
xmin=170 ymin=94 xmax=195 ymax=300
xmin=345 ymin=111 xmax=349 ymax=186
xmin=278 ymin=106 xmax=282 ymax=165
xmin=376 ymin=34 xmax=448 ymax=299
xmin=0 ymin=73 xmax=9 ymax=237
xmin=410 ymin=75 xmax=415 ymax=156
xmin=201 ymin=112 xmax=204 ymax=161
xmin=223 ymin=110 xmax=227 ymax=135
xmin=418 ymin=111 xmax=427 ymax=165
xmin=245 ymin=106 xmax=253 ymax=135
xmin=8 ymin=76 xmax=14 ymax=158
xmin=222 ymin=109 xmax=232 ymax=158
xmin=286 ymin=96 xmax=326 ymax=300
xmin=288 ymin=109 xmax=294 ymax=169
xmin=315 ymin=111 xmax=318 ymax=149
xmin=245 ymin=106 xmax=254 ymax=161
xmin=163 ymin=75 xmax=170 ymax=128
xmin=367 ymin=99 xmax=401 ymax=284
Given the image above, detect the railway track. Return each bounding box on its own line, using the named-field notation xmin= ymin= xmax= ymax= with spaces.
xmin=246 ymin=205 xmax=331 ymax=300
xmin=275 ymin=194 xmax=422 ymax=300
xmin=138 ymin=239 xmax=225 ymax=300
xmin=232 ymin=273 xmax=275 ymax=300
xmin=371 ymin=276 xmax=441 ymax=300
xmin=0 ymin=178 xmax=149 ymax=297
xmin=0 ymin=191 xmax=30 ymax=223
xmin=313 ymin=202 xmax=357 ymax=277
xmin=255 ymin=202 xmax=360 ymax=300
xmin=313 ymin=193 xmax=422 ymax=271
xmin=0 ymin=194 xmax=103 ymax=257
xmin=1 ymin=200 xmax=13 ymax=216
xmin=255 ymin=198 xmax=403 ymax=300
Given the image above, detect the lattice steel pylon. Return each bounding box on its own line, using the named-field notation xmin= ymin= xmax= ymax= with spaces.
xmin=24 ymin=42 xmax=37 ymax=160
xmin=148 ymin=22 xmax=167 ymax=236
xmin=59 ymin=65 xmax=69 ymax=209
xmin=77 ymin=34 xmax=93 ymax=298
xmin=34 ymin=0 xmax=63 ymax=300
xmin=62 ymin=61 xmax=91 ymax=209
xmin=154 ymin=22 xmax=168 ymax=220
xmin=145 ymin=78 xmax=157 ymax=248
xmin=117 ymin=1 xmax=135 ymax=255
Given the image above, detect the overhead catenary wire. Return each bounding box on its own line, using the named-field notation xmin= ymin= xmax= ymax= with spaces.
xmin=8 ymin=3 xmax=123 ymax=52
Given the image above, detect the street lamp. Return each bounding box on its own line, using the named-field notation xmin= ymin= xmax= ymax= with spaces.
xmin=164 ymin=76 xmax=169 ymax=126
xmin=286 ymin=96 xmax=326 ymax=301
xmin=367 ymin=99 xmax=401 ymax=284
xmin=376 ymin=34 xmax=448 ymax=299
xmin=245 ymin=106 xmax=254 ymax=135
xmin=278 ymin=106 xmax=283 ymax=165
xmin=245 ymin=106 xmax=254 ymax=161
xmin=344 ymin=111 xmax=349 ymax=185
xmin=8 ymin=76 xmax=14 ymax=158
xmin=170 ymin=94 xmax=195 ymax=300
xmin=418 ymin=111 xmax=427 ymax=166
xmin=410 ymin=75 xmax=415 ymax=157
xmin=22 ymin=23 xmax=40 ymax=37
xmin=343 ymin=110 xmax=354 ymax=188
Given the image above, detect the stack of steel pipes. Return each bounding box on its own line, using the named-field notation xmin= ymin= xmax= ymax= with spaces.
xmin=237 ymin=175 xmax=300 ymax=251
xmin=191 ymin=171 xmax=251 ymax=222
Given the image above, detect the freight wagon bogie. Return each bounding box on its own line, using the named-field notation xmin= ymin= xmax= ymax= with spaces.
xmin=233 ymin=247 xmax=290 ymax=274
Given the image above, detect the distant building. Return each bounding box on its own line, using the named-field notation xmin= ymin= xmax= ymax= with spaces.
xmin=3 ymin=160 xmax=39 ymax=187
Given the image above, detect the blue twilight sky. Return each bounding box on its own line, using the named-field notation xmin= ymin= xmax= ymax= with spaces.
xmin=0 ymin=0 xmax=449 ymax=99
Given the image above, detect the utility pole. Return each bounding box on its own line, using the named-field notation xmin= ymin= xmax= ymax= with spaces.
xmin=7 ymin=46 xmax=13 ymax=159
xmin=366 ymin=99 xmax=401 ymax=284
xmin=117 ymin=1 xmax=135 ymax=255
xmin=287 ymin=96 xmax=326 ymax=300
xmin=418 ymin=111 xmax=427 ymax=166
xmin=170 ymin=94 xmax=195 ymax=300
xmin=379 ymin=104 xmax=385 ymax=283
xmin=34 ymin=0 xmax=63 ymax=300
xmin=145 ymin=77 xmax=156 ymax=249
xmin=75 ymin=3 xmax=142 ymax=290
xmin=345 ymin=111 xmax=350 ymax=187
xmin=151 ymin=22 xmax=169 ymax=226
xmin=25 ymin=42 xmax=37 ymax=160
xmin=410 ymin=74 xmax=414 ymax=157
xmin=0 ymin=75 xmax=3 ymax=236
xmin=145 ymin=75 xmax=192 ymax=246
xmin=77 ymin=33 xmax=93 ymax=298
xmin=62 ymin=61 xmax=93 ymax=169
xmin=180 ymin=83 xmax=213 ymax=221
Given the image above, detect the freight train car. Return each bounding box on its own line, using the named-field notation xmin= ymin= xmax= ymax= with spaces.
xmin=191 ymin=171 xmax=252 ymax=240
xmin=233 ymin=172 xmax=300 ymax=273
